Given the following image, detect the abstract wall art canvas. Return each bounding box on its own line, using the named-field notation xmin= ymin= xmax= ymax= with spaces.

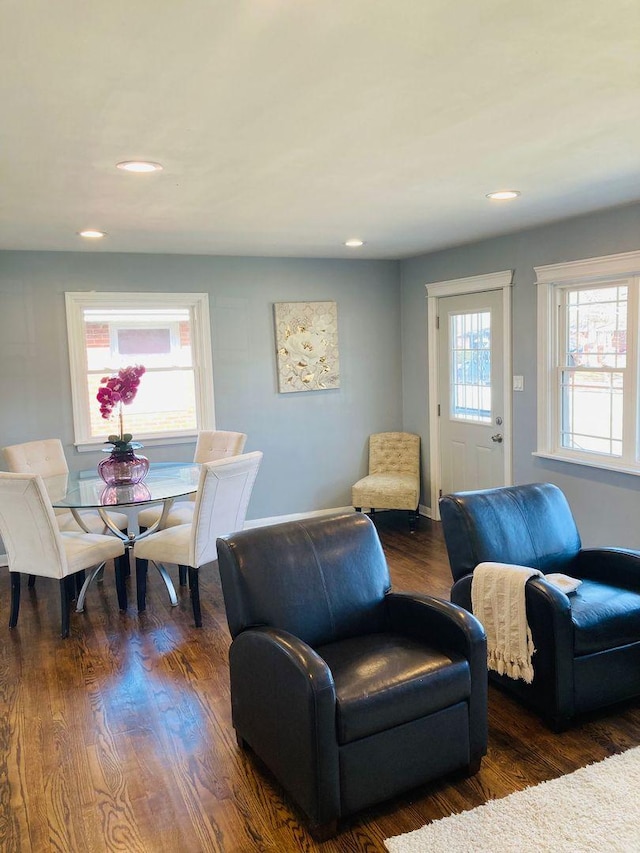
xmin=274 ymin=301 xmax=340 ymax=393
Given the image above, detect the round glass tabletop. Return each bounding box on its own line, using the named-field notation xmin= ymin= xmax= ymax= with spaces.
xmin=47 ymin=462 xmax=201 ymax=509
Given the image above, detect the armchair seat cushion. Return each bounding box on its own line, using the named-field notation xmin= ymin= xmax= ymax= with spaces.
xmin=351 ymin=473 xmax=419 ymax=510
xmin=317 ymin=632 xmax=470 ymax=744
xmin=570 ymin=580 xmax=640 ymax=655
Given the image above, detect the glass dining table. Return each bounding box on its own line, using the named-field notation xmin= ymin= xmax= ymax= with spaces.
xmin=46 ymin=462 xmax=201 ymax=614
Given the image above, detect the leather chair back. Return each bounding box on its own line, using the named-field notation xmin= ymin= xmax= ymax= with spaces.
xmin=439 ymin=482 xmax=582 ymax=582
xmin=217 ymin=512 xmax=390 ymax=647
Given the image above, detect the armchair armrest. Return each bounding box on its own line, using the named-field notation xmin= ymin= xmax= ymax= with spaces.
xmin=386 ymin=592 xmax=487 ymax=762
xmin=452 ymin=573 xmax=575 ymax=725
xmin=229 ymin=626 xmax=339 ymax=827
xmin=386 ymin=591 xmax=485 ymax=656
xmin=577 ymin=548 xmax=640 ymax=589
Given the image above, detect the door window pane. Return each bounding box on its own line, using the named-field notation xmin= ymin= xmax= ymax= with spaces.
xmin=450 ymin=311 xmax=491 ymax=422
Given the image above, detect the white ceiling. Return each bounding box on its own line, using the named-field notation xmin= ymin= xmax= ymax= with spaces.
xmin=2 ymin=1 xmax=640 ymax=260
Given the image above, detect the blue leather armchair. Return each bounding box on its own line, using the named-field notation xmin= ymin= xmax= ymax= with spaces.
xmin=217 ymin=512 xmax=487 ymax=838
xmin=439 ymin=482 xmax=640 ymax=730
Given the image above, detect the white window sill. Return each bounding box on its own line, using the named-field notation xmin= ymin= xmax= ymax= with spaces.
xmin=76 ymin=434 xmax=198 ymax=453
xmin=533 ymin=450 xmax=640 ymax=477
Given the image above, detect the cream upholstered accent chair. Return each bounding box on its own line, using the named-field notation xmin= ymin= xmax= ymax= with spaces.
xmin=134 ymin=451 xmax=262 ymax=626
xmin=2 ymin=438 xmax=128 ymax=535
xmin=0 ymin=472 xmax=126 ymax=637
xmin=352 ymin=432 xmax=420 ymax=531
xmin=137 ymin=430 xmax=248 ymax=530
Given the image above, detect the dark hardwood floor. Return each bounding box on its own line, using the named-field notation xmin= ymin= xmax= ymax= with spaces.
xmin=2 ymin=513 xmax=640 ymax=852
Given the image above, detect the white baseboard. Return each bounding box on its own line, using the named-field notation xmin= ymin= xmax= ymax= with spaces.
xmin=246 ymin=503 xmax=436 ymax=530
xmin=244 ymin=505 xmax=355 ymax=529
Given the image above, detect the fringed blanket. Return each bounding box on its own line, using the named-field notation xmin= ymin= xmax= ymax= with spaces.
xmin=471 ymin=561 xmax=543 ymax=684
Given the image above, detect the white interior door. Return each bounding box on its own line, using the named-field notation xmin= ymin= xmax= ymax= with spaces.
xmin=438 ymin=290 xmax=506 ymax=495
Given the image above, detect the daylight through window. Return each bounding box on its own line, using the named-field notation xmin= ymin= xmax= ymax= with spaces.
xmin=66 ymin=293 xmax=215 ymax=449
xmin=535 ymin=251 xmax=640 ymax=475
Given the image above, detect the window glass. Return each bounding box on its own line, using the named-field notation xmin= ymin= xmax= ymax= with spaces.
xmin=561 ymin=285 xmax=627 ymax=457
xmin=560 ymin=370 xmax=623 ymax=455
xmin=449 ymin=310 xmax=491 ymax=423
xmin=566 ymin=286 xmax=627 ymax=369
xmin=66 ymin=293 xmax=214 ymax=448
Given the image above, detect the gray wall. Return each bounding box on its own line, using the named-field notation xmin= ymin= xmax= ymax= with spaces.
xmin=400 ymin=201 xmax=640 ymax=547
xmin=4 ymin=200 xmax=640 ymax=543
xmin=0 ymin=251 xmax=401 ymax=520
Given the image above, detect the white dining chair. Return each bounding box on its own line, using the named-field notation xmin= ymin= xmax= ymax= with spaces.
xmin=0 ymin=472 xmax=126 ymax=637
xmin=3 ymin=438 xmax=129 ymax=535
xmin=133 ymin=451 xmax=262 ymax=626
xmin=3 ymin=438 xmax=130 ymax=591
xmin=136 ymin=430 xmax=247 ymax=531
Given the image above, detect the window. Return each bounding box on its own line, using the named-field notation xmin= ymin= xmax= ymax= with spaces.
xmin=535 ymin=250 xmax=640 ymax=474
xmin=449 ymin=310 xmax=492 ymax=423
xmin=66 ymin=292 xmax=215 ymax=450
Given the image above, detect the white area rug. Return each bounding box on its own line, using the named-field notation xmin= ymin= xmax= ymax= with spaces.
xmin=385 ymin=747 xmax=640 ymax=853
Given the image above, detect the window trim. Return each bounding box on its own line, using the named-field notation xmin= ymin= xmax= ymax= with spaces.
xmin=534 ymin=249 xmax=640 ymax=475
xmin=65 ymin=291 xmax=215 ymax=451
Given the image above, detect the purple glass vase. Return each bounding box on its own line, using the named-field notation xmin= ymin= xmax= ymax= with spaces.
xmin=98 ymin=444 xmax=149 ymax=486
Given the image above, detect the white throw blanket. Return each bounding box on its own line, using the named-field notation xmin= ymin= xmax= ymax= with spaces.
xmin=471 ymin=561 xmax=543 ymax=684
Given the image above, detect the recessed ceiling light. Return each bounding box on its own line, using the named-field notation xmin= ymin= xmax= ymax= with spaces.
xmin=345 ymin=238 xmax=365 ymax=247
xmin=78 ymin=229 xmax=107 ymax=239
xmin=486 ymin=190 xmax=521 ymax=200
xmin=116 ymin=160 xmax=163 ymax=173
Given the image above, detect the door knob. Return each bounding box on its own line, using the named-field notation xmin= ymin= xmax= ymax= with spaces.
xmin=491 ymin=433 xmax=503 ymax=443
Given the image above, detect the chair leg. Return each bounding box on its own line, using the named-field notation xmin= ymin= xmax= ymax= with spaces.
xmin=354 ymin=506 xmax=362 ymax=513
xmin=116 ymin=553 xmax=130 ymax=579
xmin=114 ymin=558 xmax=128 ymax=612
xmin=409 ymin=508 xmax=417 ymax=533
xmin=309 ymin=820 xmax=339 ymax=842
xmin=9 ymin=573 xmax=21 ymax=627
xmin=136 ymin=558 xmax=148 ymax=613
xmin=188 ymin=565 xmax=202 ymax=627
xmin=74 ymin=570 xmax=86 ymax=598
xmin=27 ymin=574 xmax=36 ymax=589
xmin=60 ymin=578 xmax=72 ymax=638
xmin=465 ymin=757 xmax=482 ymax=776
xmin=547 ymin=713 xmax=572 ymax=733
xmin=178 ymin=565 xmax=188 ymax=587
xmin=64 ymin=575 xmax=76 ymax=603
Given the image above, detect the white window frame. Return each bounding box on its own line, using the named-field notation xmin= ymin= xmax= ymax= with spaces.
xmin=535 ymin=249 xmax=640 ymax=475
xmin=65 ymin=292 xmax=215 ymax=451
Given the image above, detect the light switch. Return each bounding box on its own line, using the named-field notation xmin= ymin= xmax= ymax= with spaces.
xmin=513 ymin=375 xmax=524 ymax=392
